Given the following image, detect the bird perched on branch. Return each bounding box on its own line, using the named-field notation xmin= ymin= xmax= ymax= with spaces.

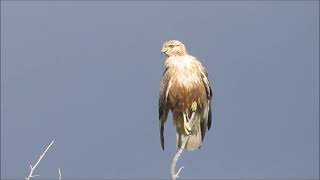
xmin=159 ymin=40 xmax=212 ymax=151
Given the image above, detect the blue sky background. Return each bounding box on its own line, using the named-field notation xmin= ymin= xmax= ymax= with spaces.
xmin=1 ymin=1 xmax=319 ymax=179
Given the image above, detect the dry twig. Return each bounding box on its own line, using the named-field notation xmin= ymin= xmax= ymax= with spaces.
xmin=170 ymin=111 xmax=196 ymax=180
xmin=58 ymin=168 xmax=62 ymax=180
xmin=26 ymin=140 xmax=54 ymax=180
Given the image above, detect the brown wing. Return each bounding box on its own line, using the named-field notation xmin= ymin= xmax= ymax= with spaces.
xmin=159 ymin=67 xmax=172 ymax=150
xmin=203 ymin=68 xmax=212 ymax=128
xmin=198 ymin=62 xmax=213 ymax=140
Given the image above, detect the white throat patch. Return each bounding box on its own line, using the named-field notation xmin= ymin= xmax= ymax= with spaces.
xmin=165 ymin=55 xmax=194 ymax=69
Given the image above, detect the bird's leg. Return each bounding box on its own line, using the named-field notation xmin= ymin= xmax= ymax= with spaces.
xmin=183 ymin=101 xmax=197 ymax=135
xmin=183 ymin=113 xmax=191 ymax=135
xmin=191 ymin=101 xmax=197 ymax=112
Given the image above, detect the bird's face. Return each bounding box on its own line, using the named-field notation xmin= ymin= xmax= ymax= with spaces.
xmin=161 ymin=40 xmax=187 ymax=57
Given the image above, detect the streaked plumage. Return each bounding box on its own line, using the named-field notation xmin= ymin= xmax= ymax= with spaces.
xmin=159 ymin=40 xmax=212 ymax=151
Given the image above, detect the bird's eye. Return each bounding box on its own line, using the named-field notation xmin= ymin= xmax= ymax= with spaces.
xmin=169 ymin=45 xmax=174 ymax=48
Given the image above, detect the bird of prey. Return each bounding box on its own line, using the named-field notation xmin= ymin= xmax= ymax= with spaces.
xmin=159 ymin=40 xmax=212 ymax=151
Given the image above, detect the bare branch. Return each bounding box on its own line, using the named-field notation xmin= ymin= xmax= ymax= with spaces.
xmin=171 ymin=147 xmax=185 ymax=180
xmin=58 ymin=168 xmax=62 ymax=180
xmin=171 ymin=111 xmax=196 ymax=180
xmin=26 ymin=140 xmax=54 ymax=180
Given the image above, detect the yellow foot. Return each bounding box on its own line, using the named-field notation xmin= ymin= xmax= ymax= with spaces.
xmin=183 ymin=113 xmax=191 ymax=135
xmin=191 ymin=101 xmax=197 ymax=112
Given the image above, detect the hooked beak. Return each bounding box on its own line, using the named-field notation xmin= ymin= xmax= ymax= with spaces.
xmin=161 ymin=47 xmax=167 ymax=53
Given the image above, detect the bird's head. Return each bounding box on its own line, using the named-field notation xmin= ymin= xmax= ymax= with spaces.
xmin=161 ymin=40 xmax=188 ymax=57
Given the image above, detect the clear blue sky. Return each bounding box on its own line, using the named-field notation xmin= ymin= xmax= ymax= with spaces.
xmin=1 ymin=1 xmax=319 ymax=179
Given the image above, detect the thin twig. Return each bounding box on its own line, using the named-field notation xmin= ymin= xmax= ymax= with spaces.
xmin=26 ymin=140 xmax=54 ymax=180
xmin=171 ymin=111 xmax=196 ymax=180
xmin=58 ymin=168 xmax=62 ymax=180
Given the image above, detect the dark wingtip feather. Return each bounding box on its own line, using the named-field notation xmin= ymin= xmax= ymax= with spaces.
xmin=160 ymin=122 xmax=165 ymax=150
xmin=201 ymin=121 xmax=206 ymax=141
xmin=208 ymin=106 xmax=212 ymax=130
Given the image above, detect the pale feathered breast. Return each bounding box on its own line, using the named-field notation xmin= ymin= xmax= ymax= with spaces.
xmin=165 ymin=55 xmax=203 ymax=91
xmin=165 ymin=55 xmax=207 ymax=112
